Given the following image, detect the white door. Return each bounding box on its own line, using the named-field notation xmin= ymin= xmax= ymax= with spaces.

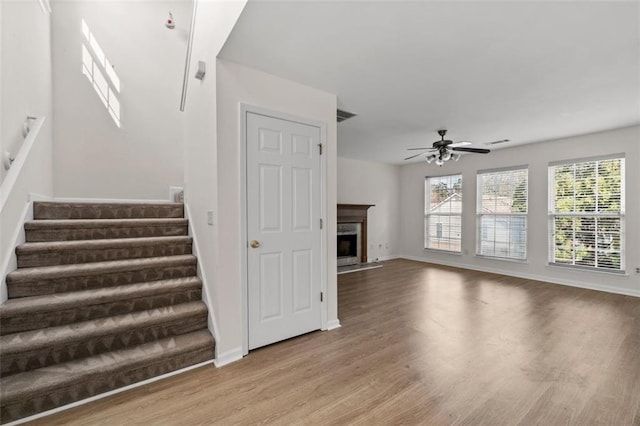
xmin=246 ymin=112 xmax=322 ymax=350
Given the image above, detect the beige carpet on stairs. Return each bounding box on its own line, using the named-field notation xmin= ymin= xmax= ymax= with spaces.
xmin=0 ymin=202 xmax=215 ymax=424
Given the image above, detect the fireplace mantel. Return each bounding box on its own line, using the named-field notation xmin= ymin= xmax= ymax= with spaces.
xmin=337 ymin=204 xmax=374 ymax=222
xmin=337 ymin=204 xmax=374 ymax=264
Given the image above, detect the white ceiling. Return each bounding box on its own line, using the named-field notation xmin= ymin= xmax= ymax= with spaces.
xmin=219 ymin=1 xmax=640 ymax=165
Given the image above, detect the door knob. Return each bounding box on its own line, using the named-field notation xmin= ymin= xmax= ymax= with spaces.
xmin=250 ymin=240 xmax=261 ymax=248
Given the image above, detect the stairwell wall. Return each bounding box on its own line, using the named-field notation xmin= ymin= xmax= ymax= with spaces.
xmin=0 ymin=0 xmax=53 ymax=186
xmin=50 ymin=1 xmax=191 ymax=200
xmin=181 ymin=1 xmax=247 ymax=363
xmin=1 ymin=0 xmax=54 ymax=302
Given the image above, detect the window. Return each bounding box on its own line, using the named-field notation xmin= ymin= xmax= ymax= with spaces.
xmin=425 ymin=174 xmax=462 ymax=252
xmin=549 ymin=156 xmax=625 ymax=272
xmin=476 ymin=167 xmax=528 ymax=260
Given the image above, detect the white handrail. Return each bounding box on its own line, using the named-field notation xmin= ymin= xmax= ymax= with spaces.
xmin=0 ymin=116 xmax=46 ymax=212
xmin=179 ymin=0 xmax=198 ymax=112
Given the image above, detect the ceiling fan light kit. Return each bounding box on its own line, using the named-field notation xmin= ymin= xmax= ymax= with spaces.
xmin=406 ymin=129 xmax=493 ymax=166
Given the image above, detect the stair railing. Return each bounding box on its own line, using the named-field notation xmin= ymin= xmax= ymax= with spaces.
xmin=1 ymin=116 xmax=46 ymax=212
xmin=1 ymin=115 xmax=49 ymax=303
xmin=179 ymin=0 xmax=198 ymax=112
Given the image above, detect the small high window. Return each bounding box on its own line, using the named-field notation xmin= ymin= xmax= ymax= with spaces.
xmin=81 ymin=19 xmax=121 ymax=127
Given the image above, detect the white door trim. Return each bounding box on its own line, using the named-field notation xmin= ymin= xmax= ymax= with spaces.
xmin=240 ymin=104 xmax=328 ymax=356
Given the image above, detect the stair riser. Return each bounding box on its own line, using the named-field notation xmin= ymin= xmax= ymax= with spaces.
xmin=34 ymin=203 xmax=184 ymax=220
xmin=17 ymin=243 xmax=192 ymax=268
xmin=0 ymin=288 xmax=202 ymax=335
xmin=8 ymin=263 xmax=197 ymax=298
xmin=1 ymin=314 xmax=207 ymax=377
xmin=26 ymin=224 xmax=188 ymax=242
xmin=0 ymin=347 xmax=213 ymax=424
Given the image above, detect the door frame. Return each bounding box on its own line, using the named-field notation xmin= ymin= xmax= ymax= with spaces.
xmin=240 ymin=104 xmax=328 ymax=356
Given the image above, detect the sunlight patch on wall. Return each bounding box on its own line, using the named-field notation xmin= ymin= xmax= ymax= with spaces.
xmin=81 ymin=19 xmax=121 ymax=127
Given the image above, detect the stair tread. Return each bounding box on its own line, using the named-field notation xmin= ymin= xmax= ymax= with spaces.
xmin=33 ymin=202 xmax=184 ymax=220
xmin=25 ymin=218 xmax=187 ymax=229
xmin=0 ymin=301 xmax=207 ymax=356
xmin=0 ymin=277 xmax=202 ymax=316
xmin=0 ymin=329 xmax=213 ymax=403
xmin=17 ymin=236 xmax=192 ymax=253
xmin=6 ymin=255 xmax=197 ymax=283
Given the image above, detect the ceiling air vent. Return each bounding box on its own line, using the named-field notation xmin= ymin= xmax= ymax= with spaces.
xmin=486 ymin=139 xmax=511 ymax=145
xmin=337 ymin=109 xmax=357 ymax=123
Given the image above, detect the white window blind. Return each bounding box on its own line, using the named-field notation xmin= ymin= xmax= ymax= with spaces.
xmin=549 ymin=157 xmax=625 ymax=272
xmin=476 ymin=168 xmax=528 ymax=259
xmin=425 ymin=174 xmax=462 ymax=252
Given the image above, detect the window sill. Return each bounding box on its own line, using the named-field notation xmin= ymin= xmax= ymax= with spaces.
xmin=475 ymin=254 xmax=529 ymax=264
xmin=424 ymin=248 xmax=462 ymax=256
xmin=546 ymin=263 xmax=628 ymax=277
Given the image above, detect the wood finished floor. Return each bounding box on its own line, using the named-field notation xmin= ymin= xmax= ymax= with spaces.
xmin=27 ymin=259 xmax=640 ymax=425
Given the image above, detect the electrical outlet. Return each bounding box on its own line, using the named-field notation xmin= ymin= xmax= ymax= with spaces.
xmin=207 ymin=210 xmax=214 ymax=226
xmin=636 ymin=267 xmax=640 ymax=274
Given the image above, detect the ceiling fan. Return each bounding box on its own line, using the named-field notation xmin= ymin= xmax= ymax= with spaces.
xmin=404 ymin=129 xmax=493 ymax=166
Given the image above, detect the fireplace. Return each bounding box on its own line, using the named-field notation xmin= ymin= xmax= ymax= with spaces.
xmin=337 ymin=204 xmax=374 ymax=266
xmin=337 ymin=223 xmax=360 ymax=266
xmin=337 ymin=233 xmax=357 ymax=258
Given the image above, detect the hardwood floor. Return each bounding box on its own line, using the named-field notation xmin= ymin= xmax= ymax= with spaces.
xmin=27 ymin=259 xmax=640 ymax=425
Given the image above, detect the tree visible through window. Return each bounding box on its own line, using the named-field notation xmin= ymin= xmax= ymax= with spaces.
xmin=549 ymin=156 xmax=625 ymax=271
xmin=425 ymin=174 xmax=462 ymax=252
xmin=477 ymin=167 xmax=528 ymax=259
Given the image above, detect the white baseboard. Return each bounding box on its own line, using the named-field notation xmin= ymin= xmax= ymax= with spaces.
xmin=5 ymin=360 xmax=214 ymax=426
xmin=326 ymin=319 xmax=341 ymax=330
xmin=400 ymin=255 xmax=640 ymax=298
xmin=214 ymin=347 xmax=244 ymax=367
xmin=29 ymin=192 xmax=54 ymax=202
xmin=377 ymin=255 xmax=400 ymax=262
xmin=183 ymin=203 xmax=220 ymax=345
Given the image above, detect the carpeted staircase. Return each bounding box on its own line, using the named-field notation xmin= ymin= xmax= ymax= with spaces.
xmin=0 ymin=202 xmax=215 ymax=423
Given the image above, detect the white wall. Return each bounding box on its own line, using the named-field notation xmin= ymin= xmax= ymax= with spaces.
xmin=51 ymin=1 xmax=191 ymax=199
xmin=1 ymin=0 xmax=53 ymax=185
xmin=400 ymin=125 xmax=640 ymax=296
xmin=216 ymin=59 xmax=338 ymax=356
xmin=181 ymin=0 xmax=247 ymax=363
xmin=337 ymin=157 xmax=401 ymax=261
xmin=1 ymin=1 xmax=54 ymax=302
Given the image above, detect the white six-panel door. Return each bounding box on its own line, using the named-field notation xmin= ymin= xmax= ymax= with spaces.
xmin=246 ymin=112 xmax=322 ymax=350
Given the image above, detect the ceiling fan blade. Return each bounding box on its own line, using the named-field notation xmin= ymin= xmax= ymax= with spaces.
xmin=453 ymin=147 xmax=491 ymax=154
xmin=449 ymin=141 xmax=471 ymax=148
xmin=407 ymin=147 xmax=434 ymax=151
xmin=404 ymin=152 xmax=425 ymax=160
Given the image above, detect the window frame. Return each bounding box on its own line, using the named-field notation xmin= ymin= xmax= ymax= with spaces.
xmin=476 ymin=166 xmax=529 ymax=261
xmin=424 ymin=174 xmax=463 ymax=253
xmin=548 ymin=154 xmax=625 ymax=273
